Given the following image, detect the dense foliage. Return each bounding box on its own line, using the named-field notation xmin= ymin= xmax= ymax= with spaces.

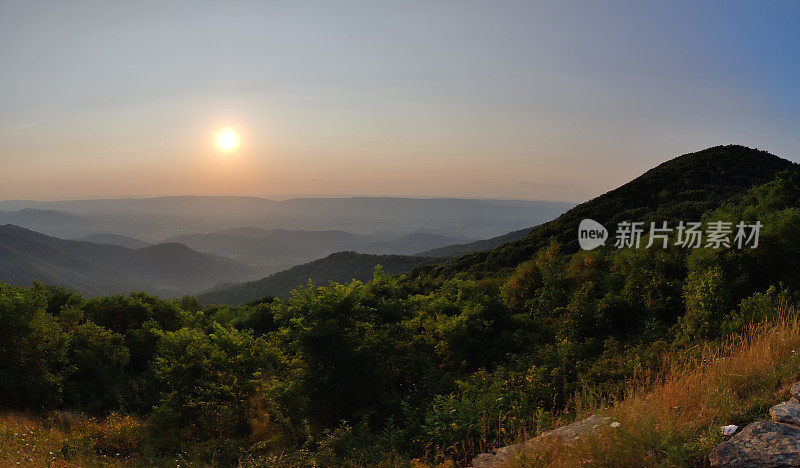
xmin=2 ymin=151 xmax=800 ymax=466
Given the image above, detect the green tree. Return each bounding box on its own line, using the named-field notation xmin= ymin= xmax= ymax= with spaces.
xmin=63 ymin=322 xmax=129 ymax=413
xmin=151 ymin=324 xmax=280 ymax=445
xmin=679 ymin=266 xmax=730 ymax=341
xmin=0 ymin=284 xmax=67 ymax=409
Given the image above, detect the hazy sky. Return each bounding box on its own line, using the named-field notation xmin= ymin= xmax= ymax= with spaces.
xmin=1 ymin=1 xmax=799 ymax=202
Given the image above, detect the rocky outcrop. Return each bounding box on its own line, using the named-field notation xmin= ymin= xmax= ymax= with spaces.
xmin=791 ymin=382 xmax=800 ymax=399
xmin=470 ymin=414 xmax=612 ymax=467
xmin=470 ymin=382 xmax=800 ymax=467
xmin=709 ymin=421 xmax=800 ymax=467
xmin=710 ymin=383 xmax=800 ymax=467
xmin=769 ymin=400 xmax=800 ymax=426
xmin=471 ymin=444 xmax=524 ymax=468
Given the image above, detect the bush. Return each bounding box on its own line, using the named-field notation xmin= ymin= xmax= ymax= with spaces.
xmin=721 ymin=286 xmax=793 ymax=335
xmin=63 ymin=322 xmax=129 ymax=413
xmin=679 ymin=267 xmax=730 ymax=341
xmin=150 ymin=324 xmax=280 ymax=444
xmin=0 ymin=284 xmax=67 ymax=409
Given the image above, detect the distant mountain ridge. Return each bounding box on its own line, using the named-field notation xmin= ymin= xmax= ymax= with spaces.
xmin=0 ymin=196 xmax=572 ymax=219
xmin=72 ymin=233 xmax=150 ymax=249
xmin=0 ymin=197 xmax=572 ymax=242
xmin=198 ymin=251 xmax=442 ymax=305
xmin=0 ymin=224 xmax=258 ymax=298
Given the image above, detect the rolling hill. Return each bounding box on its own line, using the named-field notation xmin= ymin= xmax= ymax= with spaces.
xmin=351 ymin=232 xmax=468 ymax=255
xmin=415 ymin=145 xmax=799 ymax=280
xmin=0 ymin=225 xmax=258 ymax=297
xmin=198 ymin=251 xmax=442 ymax=305
xmin=0 ymin=209 xmax=92 ymax=239
xmin=72 ymin=233 xmax=151 ymax=249
xmin=164 ymin=228 xmax=371 ymax=273
xmin=165 ymin=227 xmax=466 ymax=275
xmin=415 ymin=226 xmax=533 ymax=257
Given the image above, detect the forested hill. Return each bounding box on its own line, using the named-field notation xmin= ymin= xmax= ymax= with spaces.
xmin=198 ymin=251 xmax=442 ymax=305
xmin=0 ymin=224 xmax=257 ymax=297
xmin=416 ymin=145 xmax=798 ymax=280
xmin=416 ymin=226 xmax=532 ymax=257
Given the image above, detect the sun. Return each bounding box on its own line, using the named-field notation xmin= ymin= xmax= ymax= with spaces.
xmin=215 ymin=129 xmax=239 ymax=152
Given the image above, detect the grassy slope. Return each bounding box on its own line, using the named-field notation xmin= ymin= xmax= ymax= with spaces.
xmin=0 ymin=412 xmax=142 ymax=467
xmin=509 ymin=305 xmax=800 ymax=467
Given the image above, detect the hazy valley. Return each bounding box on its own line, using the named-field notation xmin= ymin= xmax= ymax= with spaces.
xmin=0 ymin=197 xmax=572 ymax=299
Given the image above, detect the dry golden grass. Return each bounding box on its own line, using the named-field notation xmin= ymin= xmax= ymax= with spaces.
xmin=0 ymin=410 xmax=105 ymax=467
xmin=512 ymin=305 xmax=800 ymax=467
xmin=0 ymin=411 xmax=187 ymax=467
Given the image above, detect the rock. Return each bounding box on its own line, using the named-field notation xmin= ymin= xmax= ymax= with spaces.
xmin=469 ymin=444 xmax=525 ymax=467
xmin=709 ymin=420 xmax=800 ymax=467
xmin=791 ymin=381 xmax=800 ymax=399
xmin=769 ymin=400 xmax=800 ymax=426
xmin=469 ymin=415 xmax=611 ymax=467
xmin=529 ymin=414 xmax=611 ymax=448
xmin=470 ymin=452 xmax=498 ymax=468
xmin=492 ymin=443 xmax=524 ymax=464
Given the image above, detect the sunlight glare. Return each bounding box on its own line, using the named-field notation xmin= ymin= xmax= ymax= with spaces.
xmin=215 ymin=129 xmax=239 ymax=152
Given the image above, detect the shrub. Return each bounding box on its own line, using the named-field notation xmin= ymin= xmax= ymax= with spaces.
xmin=679 ymin=267 xmax=730 ymax=341
xmin=150 ymin=324 xmax=280 ymax=445
xmin=0 ymin=284 xmax=67 ymax=409
xmin=63 ymin=322 xmax=129 ymax=413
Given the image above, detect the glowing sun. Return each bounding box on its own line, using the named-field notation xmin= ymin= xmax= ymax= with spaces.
xmin=215 ymin=129 xmax=239 ymax=152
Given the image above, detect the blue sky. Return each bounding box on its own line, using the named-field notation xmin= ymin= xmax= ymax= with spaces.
xmin=1 ymin=1 xmax=798 ymax=201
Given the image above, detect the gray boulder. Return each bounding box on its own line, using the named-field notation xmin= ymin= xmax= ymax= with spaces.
xmin=470 ymin=443 xmax=524 ymax=467
xmin=529 ymin=414 xmax=610 ymax=448
xmin=709 ymin=420 xmax=800 ymax=467
xmin=791 ymin=381 xmax=800 ymax=400
xmin=470 ymin=452 xmax=499 ymax=468
xmin=469 ymin=414 xmax=612 ymax=467
xmin=770 ymin=400 xmax=800 ymax=426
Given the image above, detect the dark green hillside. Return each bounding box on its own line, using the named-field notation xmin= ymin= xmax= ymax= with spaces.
xmin=417 ymin=226 xmax=533 ymax=257
xmin=0 ymin=225 xmax=257 ymax=297
xmin=418 ymin=145 xmax=797 ymax=280
xmin=198 ymin=251 xmax=442 ymax=305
